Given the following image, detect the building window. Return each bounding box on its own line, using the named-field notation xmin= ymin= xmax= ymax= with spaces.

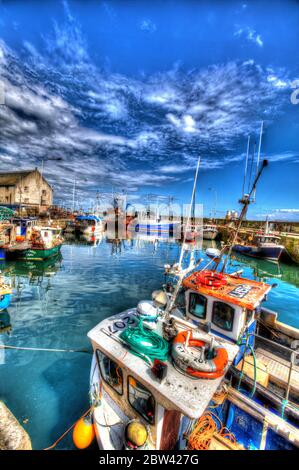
xmin=42 ymin=189 xmax=47 ymax=196
xmin=212 ymin=301 xmax=235 ymax=332
xmin=24 ymin=186 xmax=29 ymax=192
xmin=24 ymin=198 xmax=29 ymax=203
xmin=189 ymin=292 xmax=207 ymax=319
xmin=128 ymin=376 xmax=155 ymax=424
xmin=96 ymin=350 xmax=123 ymax=395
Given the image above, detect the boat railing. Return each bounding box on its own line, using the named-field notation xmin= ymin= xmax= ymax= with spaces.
xmin=238 ymin=331 xmax=299 ymax=410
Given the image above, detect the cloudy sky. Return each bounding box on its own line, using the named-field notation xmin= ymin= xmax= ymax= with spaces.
xmin=0 ymin=0 xmax=298 ymax=219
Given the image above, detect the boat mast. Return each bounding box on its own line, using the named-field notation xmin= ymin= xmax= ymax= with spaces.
xmin=178 ymin=156 xmax=201 ymax=269
xmin=163 ymin=156 xmax=201 ymax=320
xmin=242 ymin=136 xmax=250 ymax=197
xmin=253 ymin=121 xmax=264 ymax=202
xmin=221 ymin=159 xmax=268 ymax=272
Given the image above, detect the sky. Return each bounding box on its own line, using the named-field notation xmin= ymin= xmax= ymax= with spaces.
xmin=0 ymin=0 xmax=299 ymax=220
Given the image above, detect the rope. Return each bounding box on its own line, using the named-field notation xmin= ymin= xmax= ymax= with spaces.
xmin=120 ymin=319 xmax=169 ymax=364
xmin=187 ymin=411 xmax=236 ymax=450
xmin=0 ymin=345 xmax=92 ymax=354
xmin=43 ymin=406 xmax=93 ymax=450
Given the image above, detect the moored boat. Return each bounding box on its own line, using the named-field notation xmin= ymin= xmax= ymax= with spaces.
xmin=6 ymin=226 xmax=63 ymax=261
xmin=203 ymin=224 xmax=218 ymax=240
xmin=75 ymin=215 xmax=104 ymax=237
xmin=0 ymin=278 xmax=12 ymax=311
xmin=233 ymin=233 xmax=284 ymax=262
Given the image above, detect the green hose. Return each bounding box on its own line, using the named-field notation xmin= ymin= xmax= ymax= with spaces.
xmin=120 ymin=319 xmax=169 ymax=365
xmin=237 ymin=342 xmax=257 ymax=398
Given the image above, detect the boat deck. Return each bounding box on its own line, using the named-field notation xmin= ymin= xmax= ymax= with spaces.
xmin=88 ymin=309 xmax=239 ymax=420
xmin=255 ymin=348 xmax=299 ymax=396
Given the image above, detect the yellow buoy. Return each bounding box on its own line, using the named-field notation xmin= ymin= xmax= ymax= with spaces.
xmin=126 ymin=421 xmax=148 ymax=448
xmin=73 ymin=414 xmax=95 ymax=449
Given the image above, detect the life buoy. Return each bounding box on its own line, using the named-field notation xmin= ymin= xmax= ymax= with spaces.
xmin=172 ymin=330 xmax=228 ymax=379
xmin=195 ymin=270 xmax=226 ymax=289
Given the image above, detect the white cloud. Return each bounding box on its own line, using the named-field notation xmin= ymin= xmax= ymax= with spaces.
xmin=234 ymin=26 xmax=264 ymax=48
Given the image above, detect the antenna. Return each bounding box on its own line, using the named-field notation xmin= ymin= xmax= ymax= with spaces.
xmin=253 ymin=121 xmax=264 ymax=202
xmin=242 ymin=136 xmax=250 ymax=197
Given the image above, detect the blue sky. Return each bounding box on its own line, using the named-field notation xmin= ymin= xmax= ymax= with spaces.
xmin=0 ymin=0 xmax=298 ymax=220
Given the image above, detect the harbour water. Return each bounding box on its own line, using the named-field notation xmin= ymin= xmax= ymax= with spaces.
xmin=0 ymin=236 xmax=299 ymax=450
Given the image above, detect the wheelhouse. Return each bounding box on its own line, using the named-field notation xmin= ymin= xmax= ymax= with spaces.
xmin=183 ymin=272 xmax=272 ymax=343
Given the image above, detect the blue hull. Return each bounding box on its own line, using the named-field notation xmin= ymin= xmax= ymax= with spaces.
xmin=233 ymin=244 xmax=283 ymax=261
xmin=0 ymin=293 xmax=11 ymax=311
xmin=130 ymin=222 xmax=180 ymax=236
xmin=0 ymin=248 xmax=5 ymax=261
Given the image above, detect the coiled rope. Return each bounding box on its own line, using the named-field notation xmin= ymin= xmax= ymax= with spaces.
xmin=187 ymin=411 xmax=236 ymax=450
xmin=120 ymin=319 xmax=169 ymax=364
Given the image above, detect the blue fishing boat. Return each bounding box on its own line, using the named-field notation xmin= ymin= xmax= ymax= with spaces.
xmin=131 ymin=219 xmax=181 ymax=237
xmin=233 ymin=234 xmax=284 ymax=262
xmin=0 ymin=281 xmax=12 ymax=311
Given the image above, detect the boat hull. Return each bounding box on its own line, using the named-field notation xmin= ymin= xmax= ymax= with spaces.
xmin=7 ymin=244 xmax=62 ymax=261
xmin=203 ymin=230 xmax=218 ymax=240
xmin=0 ymin=248 xmax=5 ymax=261
xmin=0 ymin=293 xmax=11 ymax=311
xmin=232 ymin=244 xmax=284 ymax=262
xmin=129 ymin=221 xmax=181 ymax=237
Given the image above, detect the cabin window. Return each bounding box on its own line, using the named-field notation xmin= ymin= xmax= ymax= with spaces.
xmin=128 ymin=376 xmax=155 ymax=424
xmin=96 ymin=350 xmax=123 ymax=395
xmin=189 ymin=292 xmax=207 ymax=319
xmin=212 ymin=302 xmax=235 ymax=332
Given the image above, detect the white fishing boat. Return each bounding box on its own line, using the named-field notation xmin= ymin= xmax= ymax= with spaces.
xmin=75 ymin=215 xmax=104 ymax=237
xmin=79 ymin=155 xmax=299 ymax=451
xmin=202 ymin=224 xmax=218 ymax=240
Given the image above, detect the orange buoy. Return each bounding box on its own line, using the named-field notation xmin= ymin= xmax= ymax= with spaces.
xmin=72 ymin=414 xmax=95 ymax=449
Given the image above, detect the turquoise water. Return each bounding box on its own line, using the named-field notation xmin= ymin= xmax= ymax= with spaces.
xmin=0 ymin=237 xmax=299 ymax=450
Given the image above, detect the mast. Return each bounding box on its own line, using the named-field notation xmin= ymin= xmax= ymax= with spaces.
xmin=242 ymin=136 xmax=250 ymax=197
xmin=163 ymin=157 xmax=201 ymax=320
xmin=221 ymin=159 xmax=268 ymax=272
xmin=253 ymin=121 xmax=264 ymax=202
xmin=178 ymin=156 xmax=201 ymax=269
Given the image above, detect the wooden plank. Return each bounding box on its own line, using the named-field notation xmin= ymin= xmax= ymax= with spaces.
xmin=255 ymin=348 xmax=299 ymax=395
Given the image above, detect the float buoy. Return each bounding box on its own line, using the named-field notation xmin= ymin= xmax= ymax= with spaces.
xmin=125 ymin=420 xmax=148 ymax=449
xmin=172 ymin=330 xmax=228 ymax=379
xmin=195 ymin=270 xmax=226 ymax=289
xmin=72 ymin=414 xmax=95 ymax=449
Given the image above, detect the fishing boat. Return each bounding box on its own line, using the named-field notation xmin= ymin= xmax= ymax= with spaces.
xmin=83 ymin=159 xmax=298 ymax=451
xmin=75 ymin=215 xmax=104 ymax=237
xmin=128 ymin=196 xmax=181 ymax=239
xmin=7 ymin=226 xmax=63 ymax=261
xmin=129 ymin=217 xmax=181 ymax=238
xmin=0 ymin=277 xmax=12 ymax=311
xmin=203 ymin=224 xmax=218 ymax=240
xmin=233 ymin=233 xmax=284 ymax=262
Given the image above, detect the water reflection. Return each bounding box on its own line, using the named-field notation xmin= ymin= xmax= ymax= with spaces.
xmin=0 ymin=233 xmax=298 ymax=449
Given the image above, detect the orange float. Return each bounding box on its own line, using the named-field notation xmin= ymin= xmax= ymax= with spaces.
xmin=73 ymin=414 xmax=95 ymax=449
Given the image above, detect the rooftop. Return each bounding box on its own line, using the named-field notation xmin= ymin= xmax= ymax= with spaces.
xmin=0 ymin=169 xmax=52 ymax=189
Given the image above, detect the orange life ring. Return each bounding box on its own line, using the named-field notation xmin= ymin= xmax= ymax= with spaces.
xmin=172 ymin=330 xmax=228 ymax=379
xmin=195 ymin=270 xmax=227 ymax=289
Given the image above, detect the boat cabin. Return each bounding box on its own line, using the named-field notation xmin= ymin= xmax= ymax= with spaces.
xmin=12 ymin=217 xmax=37 ymax=240
xmin=33 ymin=227 xmax=62 ymax=248
xmin=253 ymin=234 xmax=282 ymax=246
xmin=88 ymin=309 xmax=238 ymax=450
xmin=182 ymin=272 xmax=272 ymax=344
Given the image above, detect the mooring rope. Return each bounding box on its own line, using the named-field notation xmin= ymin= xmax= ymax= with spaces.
xmin=0 ymin=345 xmax=92 ymax=354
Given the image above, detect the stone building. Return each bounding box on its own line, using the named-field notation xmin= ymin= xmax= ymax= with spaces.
xmin=0 ymin=168 xmax=53 ymax=211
